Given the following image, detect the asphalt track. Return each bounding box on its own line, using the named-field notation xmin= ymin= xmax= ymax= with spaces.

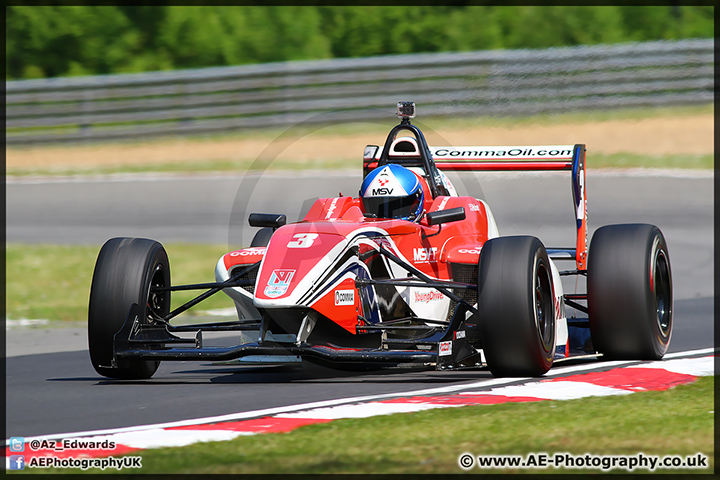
xmin=6 ymin=170 xmax=714 ymax=438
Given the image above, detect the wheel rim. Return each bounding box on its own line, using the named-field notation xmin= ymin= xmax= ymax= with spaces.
xmin=147 ymin=264 xmax=168 ymax=322
xmin=534 ymin=262 xmax=554 ymax=352
xmin=653 ymin=248 xmax=672 ymax=338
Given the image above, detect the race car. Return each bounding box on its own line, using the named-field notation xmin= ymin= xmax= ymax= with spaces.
xmin=88 ymin=102 xmax=673 ymax=380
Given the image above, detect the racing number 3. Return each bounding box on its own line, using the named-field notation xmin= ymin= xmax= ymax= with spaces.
xmin=287 ymin=233 xmax=319 ymax=248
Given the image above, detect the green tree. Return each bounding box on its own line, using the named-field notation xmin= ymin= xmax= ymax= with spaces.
xmin=496 ymin=6 xmax=626 ymax=49
xmin=319 ymin=6 xmax=396 ymax=58
xmin=446 ymin=6 xmax=503 ymax=51
xmin=319 ymin=6 xmax=470 ymax=57
xmin=157 ymin=7 xmax=230 ymax=69
xmin=117 ymin=6 xmax=173 ymax=73
xmin=620 ymin=6 xmax=680 ymax=41
xmin=6 ymin=6 xmax=142 ymax=78
xmin=676 ymin=6 xmax=714 ymax=38
xmin=5 ymin=5 xmax=715 ymax=80
xmin=158 ymin=6 xmax=330 ymax=69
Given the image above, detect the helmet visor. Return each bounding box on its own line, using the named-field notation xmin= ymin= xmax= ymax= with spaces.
xmin=362 ymin=191 xmax=421 ymax=220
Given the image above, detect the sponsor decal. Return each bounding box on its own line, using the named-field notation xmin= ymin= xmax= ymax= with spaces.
xmin=437 ymin=197 xmax=450 ymax=211
xmin=371 ymin=177 xmax=394 ymax=195
xmin=264 ymin=269 xmax=296 ymax=298
xmin=458 ymin=248 xmax=482 ymax=255
xmin=413 ymin=247 xmax=438 ymax=263
xmin=325 ymin=197 xmax=339 ymax=219
xmin=469 ymin=203 xmax=481 ymax=212
xmin=537 ymin=149 xmax=572 ymax=157
xmin=334 ymin=289 xmax=355 ymax=306
xmin=414 ymin=290 xmax=444 ymax=304
xmin=366 ymin=167 xmax=407 ymax=197
xmin=439 ymin=341 xmax=452 ymax=356
xmin=431 ymin=146 xmax=574 ymax=159
xmin=554 ymin=295 xmax=565 ymax=321
xmin=229 ymin=248 xmax=265 ymax=257
xmin=576 ymin=169 xmax=585 ymax=225
xmin=455 ymin=330 xmax=466 ymax=339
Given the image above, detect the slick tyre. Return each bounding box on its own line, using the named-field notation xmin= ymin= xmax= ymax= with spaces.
xmin=588 ymin=224 xmax=672 ymax=360
xmin=88 ymin=237 xmax=170 ymax=379
xmin=477 ymin=236 xmax=555 ymax=377
xmin=250 ymin=227 xmax=274 ymax=247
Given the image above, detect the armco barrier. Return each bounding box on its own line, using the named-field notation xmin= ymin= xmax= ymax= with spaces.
xmin=5 ymin=39 xmax=713 ymax=145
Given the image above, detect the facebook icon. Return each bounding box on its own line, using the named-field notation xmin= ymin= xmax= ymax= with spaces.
xmin=9 ymin=455 xmax=25 ymax=470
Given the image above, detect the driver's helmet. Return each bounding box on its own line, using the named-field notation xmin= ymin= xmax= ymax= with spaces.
xmin=360 ymin=164 xmax=424 ymax=221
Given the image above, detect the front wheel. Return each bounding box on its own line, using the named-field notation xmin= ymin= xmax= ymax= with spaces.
xmin=587 ymin=224 xmax=672 ymax=360
xmin=88 ymin=237 xmax=170 ymax=379
xmin=476 ymin=236 xmax=555 ymax=377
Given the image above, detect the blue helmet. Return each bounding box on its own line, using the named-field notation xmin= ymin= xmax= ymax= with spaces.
xmin=360 ymin=164 xmax=424 ymax=221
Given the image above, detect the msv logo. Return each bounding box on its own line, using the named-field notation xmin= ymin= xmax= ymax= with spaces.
xmin=264 ymin=269 xmax=296 ymax=298
xmin=413 ymin=247 xmax=437 ymax=263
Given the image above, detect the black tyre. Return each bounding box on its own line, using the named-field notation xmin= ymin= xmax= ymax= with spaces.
xmin=88 ymin=237 xmax=170 ymax=379
xmin=588 ymin=224 xmax=672 ymax=360
xmin=250 ymin=227 xmax=274 ymax=247
xmin=477 ymin=236 xmax=555 ymax=377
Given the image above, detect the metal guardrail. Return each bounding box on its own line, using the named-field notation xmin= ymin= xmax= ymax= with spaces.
xmin=6 ymin=39 xmax=713 ymax=145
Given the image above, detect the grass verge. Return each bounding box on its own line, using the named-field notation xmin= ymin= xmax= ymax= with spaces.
xmin=6 ymin=104 xmax=713 ymax=177
xmin=5 ymin=157 xmax=358 ymax=177
xmin=5 ymin=243 xmax=236 ymax=323
xmin=6 ymin=152 xmax=713 ymax=177
xmin=8 ymin=103 xmax=713 ymax=145
xmin=589 ymin=153 xmax=713 ymax=170
xmin=31 ymin=375 xmax=714 ymax=474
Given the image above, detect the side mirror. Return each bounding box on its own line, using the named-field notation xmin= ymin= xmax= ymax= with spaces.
xmin=426 ymin=207 xmax=465 ymax=226
xmin=249 ymin=213 xmax=286 ymax=229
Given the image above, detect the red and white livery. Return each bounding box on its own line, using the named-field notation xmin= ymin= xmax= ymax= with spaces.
xmin=88 ymin=102 xmax=673 ymax=379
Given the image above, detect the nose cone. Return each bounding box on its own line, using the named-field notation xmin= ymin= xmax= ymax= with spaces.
xmin=254 ymin=224 xmax=347 ymax=306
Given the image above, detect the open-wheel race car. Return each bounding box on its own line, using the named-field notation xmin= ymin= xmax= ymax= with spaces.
xmin=88 ymin=102 xmax=673 ymax=379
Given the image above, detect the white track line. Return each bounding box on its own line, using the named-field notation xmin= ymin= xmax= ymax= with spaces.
xmin=7 ymin=375 xmax=526 ymax=442
xmin=663 ymin=347 xmax=716 ymax=358
xmin=5 ymin=348 xmax=713 ymax=444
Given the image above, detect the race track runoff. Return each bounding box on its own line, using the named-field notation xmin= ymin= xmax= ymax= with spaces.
xmin=5 ymin=170 xmax=714 ymax=437
xmin=7 ymin=169 xmax=713 ymax=301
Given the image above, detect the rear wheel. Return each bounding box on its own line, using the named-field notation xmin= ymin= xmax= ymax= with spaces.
xmin=88 ymin=237 xmax=170 ymax=379
xmin=588 ymin=224 xmax=672 ymax=359
xmin=476 ymin=236 xmax=555 ymax=377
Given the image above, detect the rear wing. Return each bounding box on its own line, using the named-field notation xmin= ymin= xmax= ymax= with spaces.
xmin=430 ymin=145 xmax=574 ymax=170
xmin=430 ymin=144 xmax=587 ymax=270
xmin=363 ymin=143 xmax=587 ymax=270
